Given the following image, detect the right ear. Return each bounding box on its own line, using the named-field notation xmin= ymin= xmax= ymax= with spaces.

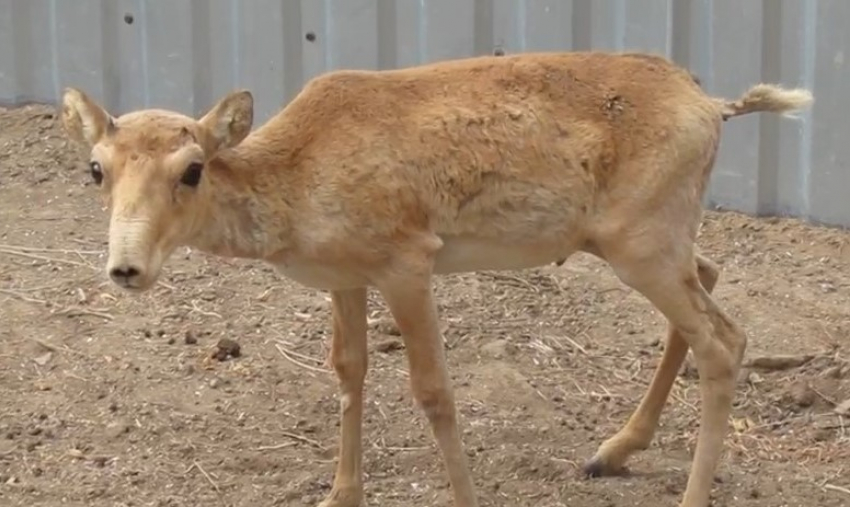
xmin=61 ymin=88 xmax=115 ymax=146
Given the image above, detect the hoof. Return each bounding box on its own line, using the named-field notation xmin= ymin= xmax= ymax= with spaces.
xmin=316 ymin=486 xmax=362 ymax=507
xmin=582 ymin=455 xmax=628 ymax=478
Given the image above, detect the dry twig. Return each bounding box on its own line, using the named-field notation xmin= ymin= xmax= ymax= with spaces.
xmin=186 ymin=460 xmax=225 ymax=505
xmin=56 ymin=306 xmax=114 ymax=321
xmin=0 ymin=288 xmax=47 ymax=304
xmin=252 ymin=442 xmax=298 ymax=451
xmin=273 ymin=341 xmax=324 ymax=365
xmin=274 ymin=343 xmax=330 ymax=375
xmin=745 ymin=354 xmax=814 ymax=371
xmin=189 ymin=300 xmax=223 ymax=319
xmin=0 ymin=247 xmax=92 ymax=268
xmin=562 ymin=335 xmax=589 ymax=355
xmin=279 ymin=430 xmax=326 ymax=450
xmin=0 ymin=244 xmax=102 ymax=255
xmin=482 ymin=272 xmax=538 ymax=292
xmin=824 ymin=483 xmax=850 ymax=496
xmin=811 ymin=386 xmax=837 ymax=406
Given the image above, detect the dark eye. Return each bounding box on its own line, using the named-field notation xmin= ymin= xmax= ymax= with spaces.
xmin=89 ymin=161 xmax=103 ymax=185
xmin=180 ymin=162 xmax=203 ymax=187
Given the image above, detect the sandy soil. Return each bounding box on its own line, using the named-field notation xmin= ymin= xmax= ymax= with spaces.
xmin=0 ymin=104 xmax=848 ymax=507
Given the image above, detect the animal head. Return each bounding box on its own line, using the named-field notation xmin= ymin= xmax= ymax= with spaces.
xmin=61 ymin=88 xmax=254 ymax=291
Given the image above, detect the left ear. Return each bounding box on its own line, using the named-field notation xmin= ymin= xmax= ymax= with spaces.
xmin=198 ymin=89 xmax=254 ymax=154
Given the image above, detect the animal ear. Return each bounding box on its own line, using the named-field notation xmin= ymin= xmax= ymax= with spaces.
xmin=198 ymin=89 xmax=254 ymax=153
xmin=61 ymin=88 xmax=115 ymax=146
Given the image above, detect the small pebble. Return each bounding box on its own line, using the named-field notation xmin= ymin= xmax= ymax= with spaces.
xmin=105 ymin=421 xmax=132 ymax=440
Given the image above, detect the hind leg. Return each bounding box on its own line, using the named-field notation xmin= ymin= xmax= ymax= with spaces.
xmin=584 ymin=253 xmax=719 ymax=476
xmin=599 ymin=239 xmax=746 ymax=507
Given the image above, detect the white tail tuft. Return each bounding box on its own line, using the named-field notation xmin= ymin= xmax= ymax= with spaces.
xmin=719 ymin=84 xmax=814 ymax=121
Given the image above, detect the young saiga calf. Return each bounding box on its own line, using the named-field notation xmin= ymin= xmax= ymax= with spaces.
xmin=60 ymin=51 xmax=812 ymax=507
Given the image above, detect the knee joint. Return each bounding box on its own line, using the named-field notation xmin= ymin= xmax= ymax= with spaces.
xmin=331 ymin=353 xmax=366 ymax=385
xmin=693 ymin=340 xmax=737 ymax=381
xmin=413 ymin=386 xmax=455 ymax=421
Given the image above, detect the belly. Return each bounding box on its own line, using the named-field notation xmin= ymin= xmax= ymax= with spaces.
xmin=274 ymin=226 xmax=579 ymax=289
xmin=275 ymin=259 xmax=369 ymax=290
xmin=433 ymin=236 xmax=576 ymax=274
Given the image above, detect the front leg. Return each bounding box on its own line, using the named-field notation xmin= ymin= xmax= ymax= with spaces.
xmin=376 ymin=270 xmax=479 ymax=507
xmin=318 ymin=288 xmax=368 ymax=507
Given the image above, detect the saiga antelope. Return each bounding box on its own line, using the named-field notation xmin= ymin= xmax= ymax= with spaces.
xmin=60 ymin=51 xmax=813 ymax=507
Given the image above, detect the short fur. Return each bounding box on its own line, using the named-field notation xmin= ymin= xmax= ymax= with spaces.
xmin=60 ymin=51 xmax=813 ymax=507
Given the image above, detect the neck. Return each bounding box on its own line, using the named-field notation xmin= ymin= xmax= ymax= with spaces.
xmin=188 ymin=136 xmax=297 ymax=261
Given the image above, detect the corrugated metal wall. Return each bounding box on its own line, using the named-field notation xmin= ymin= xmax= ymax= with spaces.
xmin=0 ymin=0 xmax=848 ymax=226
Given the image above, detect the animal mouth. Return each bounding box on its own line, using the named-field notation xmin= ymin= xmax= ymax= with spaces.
xmin=108 ymin=272 xmax=151 ymax=292
xmin=114 ymin=279 xmax=147 ymax=292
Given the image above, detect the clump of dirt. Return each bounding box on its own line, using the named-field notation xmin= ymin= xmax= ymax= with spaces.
xmin=212 ymin=338 xmax=242 ymax=361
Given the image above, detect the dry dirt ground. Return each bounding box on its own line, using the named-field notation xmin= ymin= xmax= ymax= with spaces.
xmin=1 ymin=104 xmax=849 ymax=507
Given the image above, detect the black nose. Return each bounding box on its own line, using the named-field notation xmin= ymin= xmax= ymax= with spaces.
xmin=110 ymin=265 xmax=140 ymax=280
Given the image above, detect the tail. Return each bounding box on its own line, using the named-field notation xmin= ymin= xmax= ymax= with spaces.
xmin=717 ymin=84 xmax=813 ymax=121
